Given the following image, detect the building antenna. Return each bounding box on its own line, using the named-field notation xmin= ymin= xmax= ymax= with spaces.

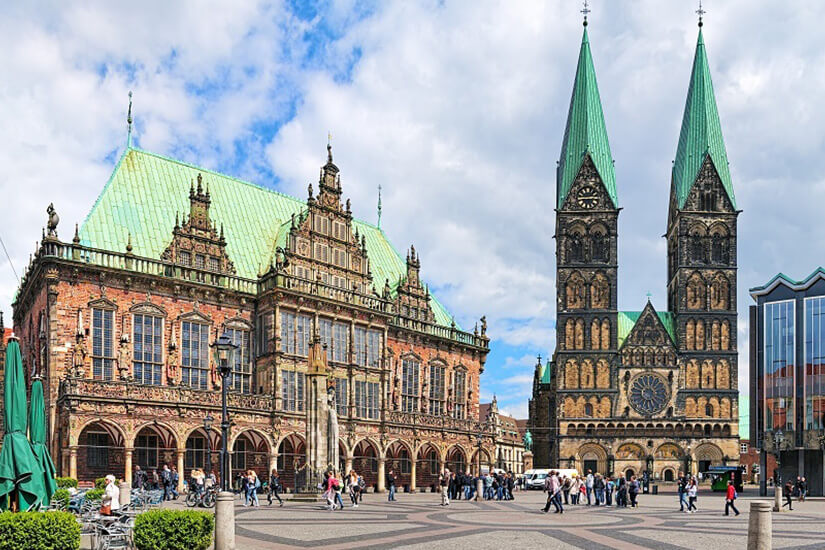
xmin=696 ymin=0 xmax=706 ymax=27
xmin=581 ymin=0 xmax=590 ymax=26
xmin=377 ymin=184 xmax=383 ymax=229
xmin=126 ymin=91 xmax=133 ymax=148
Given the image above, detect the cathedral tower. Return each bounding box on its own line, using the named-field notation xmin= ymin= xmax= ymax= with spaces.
xmin=666 ymin=26 xmax=739 ymax=468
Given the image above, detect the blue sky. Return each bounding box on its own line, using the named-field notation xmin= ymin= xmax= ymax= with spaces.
xmin=4 ymin=1 xmax=825 ymax=418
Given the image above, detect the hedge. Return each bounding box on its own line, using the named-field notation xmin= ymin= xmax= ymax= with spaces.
xmin=0 ymin=511 xmax=80 ymax=550
xmin=94 ymin=477 xmax=107 ymax=490
xmin=51 ymin=489 xmax=71 ymax=509
xmin=55 ymin=478 xmax=77 ymax=489
xmin=84 ymin=488 xmax=104 ymax=501
xmin=134 ymin=510 xmax=214 ymax=550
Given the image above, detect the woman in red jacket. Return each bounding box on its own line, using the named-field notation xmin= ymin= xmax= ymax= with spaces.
xmin=724 ymin=480 xmax=740 ymax=516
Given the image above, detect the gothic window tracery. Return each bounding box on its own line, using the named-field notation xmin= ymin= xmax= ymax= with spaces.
xmin=721 ymin=320 xmax=730 ymax=350
xmin=575 ymin=319 xmax=585 ymax=350
xmin=591 ymin=319 xmax=601 ymax=350
xmin=591 ymin=228 xmax=608 ymax=263
xmin=568 ymin=232 xmax=585 ymax=263
xmin=565 ymin=360 xmax=579 ymax=389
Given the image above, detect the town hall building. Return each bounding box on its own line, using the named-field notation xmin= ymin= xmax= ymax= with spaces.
xmin=528 ymin=19 xmax=740 ymax=480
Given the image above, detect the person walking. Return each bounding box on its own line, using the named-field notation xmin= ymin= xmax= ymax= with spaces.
xmin=507 ymin=473 xmax=515 ymax=501
xmin=439 ymin=468 xmax=451 ymax=506
xmin=541 ymin=470 xmax=564 ymax=514
xmin=247 ymin=470 xmax=260 ymax=507
xmin=133 ymin=465 xmax=147 ymax=491
xmin=617 ymin=475 xmax=628 ymax=508
xmin=687 ymin=477 xmax=698 ymax=513
xmin=151 ymin=469 xmax=160 ymax=490
xmin=386 ymin=469 xmax=397 ymax=502
xmin=723 ymin=480 xmax=739 ymax=516
xmin=161 ymin=464 xmax=173 ymax=501
xmin=783 ymin=481 xmax=793 ymax=510
xmin=628 ymin=475 xmax=640 ymax=508
xmin=593 ymin=474 xmax=605 ymax=506
xmin=585 ymin=470 xmax=594 ymax=505
xmin=569 ymin=475 xmax=581 ymax=505
xmin=267 ymin=469 xmax=284 ymax=506
xmin=332 ymin=471 xmax=344 ymax=510
xmin=562 ymin=476 xmax=571 ymax=505
xmin=101 ymin=475 xmax=120 ymax=516
xmin=799 ymin=477 xmax=807 ymax=502
xmin=347 ymin=471 xmax=360 ymax=508
xmin=170 ymin=466 xmax=180 ymax=500
xmin=677 ymin=471 xmax=688 ymax=512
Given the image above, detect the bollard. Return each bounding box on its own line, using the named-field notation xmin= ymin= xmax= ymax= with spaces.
xmin=747 ymin=501 xmax=772 ymax=550
xmin=119 ymin=481 xmax=131 ymax=508
xmin=215 ymin=491 xmax=236 ymax=550
xmin=773 ymin=484 xmax=782 ymax=512
xmin=476 ymin=478 xmax=483 ymax=501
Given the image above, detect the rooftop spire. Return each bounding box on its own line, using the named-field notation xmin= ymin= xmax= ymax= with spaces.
xmin=696 ymin=0 xmax=706 ymax=27
xmin=557 ymin=24 xmax=617 ymax=209
xmin=126 ymin=91 xmax=133 ymax=148
xmin=671 ymin=26 xmax=736 ymax=209
xmin=377 ymin=184 xmax=382 ymax=228
xmin=581 ymin=0 xmax=590 ymax=27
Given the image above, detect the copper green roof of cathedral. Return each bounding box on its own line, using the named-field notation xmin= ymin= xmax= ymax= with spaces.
xmin=672 ymin=29 xmax=735 ymax=209
xmin=617 ymin=310 xmax=676 ymax=348
xmin=539 ymin=360 xmax=552 ymax=385
xmin=557 ymin=27 xmax=617 ymax=209
xmin=80 ymin=147 xmax=455 ymax=327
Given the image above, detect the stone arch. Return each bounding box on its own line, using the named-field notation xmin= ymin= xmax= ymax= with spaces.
xmin=710 ymin=273 xmax=730 ymax=310
xmin=616 ymin=443 xmax=644 ymax=460
xmin=566 ymin=225 xmax=586 ymax=263
xmin=565 ymin=319 xmax=575 ymax=350
xmin=353 ymin=438 xmax=381 ymax=489
xmin=385 ymin=440 xmax=413 ymax=483
xmin=590 ymin=225 xmax=609 ymax=263
xmin=565 ymin=360 xmax=579 ymax=389
xmin=701 ymin=360 xmax=715 ymax=389
xmin=688 ymin=223 xmax=708 ymax=263
xmin=575 ymin=396 xmax=586 ymax=417
xmin=415 ymin=441 xmax=441 ymax=490
xmin=685 ymin=397 xmax=697 ymax=417
xmin=132 ymin=422 xmax=179 ymax=473
xmin=687 ymin=272 xmax=706 ymax=309
xmin=599 ymin=396 xmax=611 ymax=417
xmin=686 ymin=360 xmax=699 ymax=389
xmin=695 ymin=319 xmax=705 ymax=350
xmin=580 ymin=360 xmax=595 ymax=388
xmin=577 ymin=443 xmax=608 ymax=474
xmin=711 ymin=321 xmax=720 ymax=350
xmin=75 ymin=420 xmax=127 ymax=483
xmin=596 ymin=359 xmax=609 ymax=389
xmin=721 ymin=320 xmax=731 ymax=350
xmin=720 ymin=397 xmax=731 ymax=419
xmin=591 ymin=272 xmax=610 ymax=308
xmin=654 ymin=443 xmax=683 ymax=460
xmin=694 ymin=442 xmax=724 ymax=465
xmin=716 ymin=360 xmax=730 ymax=389
xmin=601 ymin=319 xmax=610 ymax=350
xmin=183 ymin=426 xmax=222 ymax=474
xmin=231 ymin=429 xmax=272 ymax=478
xmin=566 ymin=272 xmax=586 ymax=309
xmin=229 ymin=428 xmax=274 ymax=455
xmin=591 ymin=318 xmax=601 ymax=350
xmin=445 ymin=445 xmax=468 ymax=474
xmin=276 ymin=433 xmax=306 ymax=489
xmin=575 ymin=319 xmax=585 ymax=349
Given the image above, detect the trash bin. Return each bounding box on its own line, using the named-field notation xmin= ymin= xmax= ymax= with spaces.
xmin=652 ymin=484 xmax=658 ymax=495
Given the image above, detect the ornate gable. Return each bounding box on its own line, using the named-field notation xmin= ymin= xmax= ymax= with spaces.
xmin=681 ymin=156 xmax=736 ymax=213
xmin=161 ymin=173 xmax=236 ymax=275
xmin=560 ymin=155 xmax=614 ymax=212
xmin=394 ymin=246 xmax=435 ymax=324
xmin=624 ymin=304 xmax=674 ymax=349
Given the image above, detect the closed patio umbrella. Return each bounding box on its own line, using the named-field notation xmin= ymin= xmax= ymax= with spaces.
xmin=0 ymin=338 xmax=45 ymax=510
xmin=29 ymin=377 xmax=57 ymax=505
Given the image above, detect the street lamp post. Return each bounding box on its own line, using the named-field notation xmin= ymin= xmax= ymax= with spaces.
xmin=475 ymin=423 xmax=485 ymax=502
xmin=203 ymin=414 xmax=214 ymax=474
xmin=211 ymin=333 xmax=237 ymax=492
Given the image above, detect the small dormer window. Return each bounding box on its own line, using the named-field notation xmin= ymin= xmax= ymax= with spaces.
xmin=179 ymin=251 xmax=191 ymax=266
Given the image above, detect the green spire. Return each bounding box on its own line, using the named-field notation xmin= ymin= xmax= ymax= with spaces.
xmin=672 ymin=29 xmax=735 ymax=209
xmin=557 ymin=27 xmax=617 ymax=209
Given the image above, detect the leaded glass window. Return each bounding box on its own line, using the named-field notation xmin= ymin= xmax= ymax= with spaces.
xmin=428 ymin=364 xmax=445 ymax=416
xmin=401 ymin=359 xmax=420 ymax=413
xmin=453 ymin=370 xmax=467 ymax=420
xmin=91 ymin=308 xmax=115 ymax=380
xmin=281 ymin=370 xmax=305 ymax=412
xmin=355 ymin=380 xmax=380 ymax=419
xmin=226 ymin=327 xmax=252 ymax=393
xmin=181 ymin=321 xmax=209 ymax=389
xmin=133 ymin=314 xmax=163 ymax=385
xmin=334 ymin=377 xmax=348 ymax=417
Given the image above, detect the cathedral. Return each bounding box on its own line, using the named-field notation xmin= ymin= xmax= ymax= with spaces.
xmin=528 ymin=19 xmax=740 ymax=480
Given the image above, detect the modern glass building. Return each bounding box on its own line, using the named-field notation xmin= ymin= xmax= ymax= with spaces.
xmin=750 ymin=268 xmax=825 ymax=496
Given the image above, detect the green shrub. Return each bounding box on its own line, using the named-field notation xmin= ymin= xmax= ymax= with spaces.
xmin=84 ymin=488 xmax=104 ymax=501
xmin=0 ymin=511 xmax=80 ymax=550
xmin=55 ymin=478 xmax=77 ymax=489
xmin=51 ymin=489 xmax=71 ymax=509
xmin=134 ymin=510 xmax=214 ymax=550
xmin=93 ymin=477 xmax=107 ymax=490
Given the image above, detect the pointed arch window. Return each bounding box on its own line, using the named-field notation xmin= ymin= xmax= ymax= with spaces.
xmin=568 ymin=232 xmax=584 ymax=263
xmin=591 ymin=230 xmax=608 ymax=262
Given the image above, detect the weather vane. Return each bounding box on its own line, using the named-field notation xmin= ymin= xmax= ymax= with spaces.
xmin=327 ymin=131 xmax=332 ymax=145
xmin=581 ymin=0 xmax=590 ymax=26
xmin=696 ymin=0 xmax=706 ymax=27
xmin=646 ymin=291 xmax=653 ymax=302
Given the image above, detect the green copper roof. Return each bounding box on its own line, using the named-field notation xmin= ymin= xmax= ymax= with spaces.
xmin=539 ymin=360 xmax=552 ymax=385
xmin=617 ymin=310 xmax=676 ymax=348
xmin=557 ymin=28 xmax=617 ymax=209
xmin=672 ymin=29 xmax=735 ymax=209
xmin=80 ymin=147 xmax=454 ymax=327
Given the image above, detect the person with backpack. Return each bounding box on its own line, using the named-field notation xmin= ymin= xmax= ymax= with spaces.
xmin=161 ymin=465 xmax=173 ymax=501
xmin=724 ymin=479 xmax=739 ymax=516
xmin=267 ymin=469 xmax=284 ymax=506
xmin=628 ymin=475 xmax=640 ymax=508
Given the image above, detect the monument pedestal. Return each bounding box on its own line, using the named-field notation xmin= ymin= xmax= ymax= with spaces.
xmin=523 ymin=451 xmax=534 ymax=472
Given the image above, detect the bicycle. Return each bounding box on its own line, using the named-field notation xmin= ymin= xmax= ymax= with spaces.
xmin=185 ymin=487 xmax=216 ymax=508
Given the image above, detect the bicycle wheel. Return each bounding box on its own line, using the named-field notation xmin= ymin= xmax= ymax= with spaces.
xmin=204 ymin=492 xmax=216 ymax=508
xmin=185 ymin=492 xmax=198 ymax=507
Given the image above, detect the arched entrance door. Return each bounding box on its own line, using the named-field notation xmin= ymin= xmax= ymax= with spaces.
xmin=445 ymin=446 xmax=467 ymax=474
xmin=663 ymin=469 xmax=675 ymax=482
xmin=352 ymin=440 xmax=380 ymax=490
xmin=415 ymin=444 xmax=440 ymax=491
xmin=385 ymin=442 xmax=413 ymax=490
xmin=232 ymin=430 xmax=271 ymax=483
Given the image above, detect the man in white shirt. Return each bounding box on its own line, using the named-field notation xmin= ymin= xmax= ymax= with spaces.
xmin=585 ymin=470 xmax=594 ymax=505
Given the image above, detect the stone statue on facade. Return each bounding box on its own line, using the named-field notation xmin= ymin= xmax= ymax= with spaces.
xmin=117 ymin=337 xmax=131 ymax=380
xmin=523 ymin=430 xmax=533 ymax=452
xmin=327 ymin=385 xmax=339 ymax=470
xmin=46 ymin=203 xmax=59 ymax=238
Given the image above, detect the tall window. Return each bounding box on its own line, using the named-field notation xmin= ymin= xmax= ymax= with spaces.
xmin=319 ymin=319 xmax=349 ymax=363
xmin=256 ymin=311 xmax=273 ymax=357
xmin=133 ymin=314 xmax=163 ymax=385
xmin=86 ymin=432 xmax=109 ymax=469
xmin=401 ymin=358 xmax=420 ymax=413
xmin=181 ymin=321 xmax=209 ymax=389
xmin=226 ymin=328 xmax=252 ymax=393
xmin=280 ymin=312 xmax=311 ymax=356
xmin=135 ymin=433 xmax=159 ymax=470
xmin=185 ymin=435 xmax=207 ymax=470
xmin=806 ymin=297 xmax=825 ymax=429
xmin=354 ymin=327 xmax=366 ymax=366
xmin=281 ymin=370 xmax=306 ymax=412
xmin=354 ymin=327 xmax=381 ymax=367
xmin=355 ymin=380 xmax=380 ymax=419
xmin=428 ymin=364 xmax=446 ymax=415
xmin=231 ymin=439 xmax=246 ymax=470
xmin=453 ymin=370 xmax=467 ymax=419
xmin=91 ymin=308 xmax=115 ymax=380
xmin=334 ymin=378 xmax=348 ymax=417
xmin=765 ymin=300 xmax=795 ymax=431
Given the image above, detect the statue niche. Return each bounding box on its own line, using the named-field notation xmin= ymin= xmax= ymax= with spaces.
xmin=566 ymin=273 xmax=585 ymax=309
xmin=686 ymin=273 xmax=705 ymax=310
xmin=590 ymin=273 xmax=610 ymax=309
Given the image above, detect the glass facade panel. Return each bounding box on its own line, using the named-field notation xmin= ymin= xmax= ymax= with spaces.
xmin=805 ymin=297 xmax=825 ymax=429
xmin=764 ymin=300 xmax=795 ymax=431
xmin=133 ymin=314 xmax=163 ymax=385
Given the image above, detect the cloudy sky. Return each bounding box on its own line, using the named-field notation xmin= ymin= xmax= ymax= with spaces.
xmin=2 ymin=1 xmax=824 ymax=418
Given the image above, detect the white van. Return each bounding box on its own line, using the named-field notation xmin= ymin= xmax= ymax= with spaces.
xmin=525 ymin=469 xmax=550 ymax=490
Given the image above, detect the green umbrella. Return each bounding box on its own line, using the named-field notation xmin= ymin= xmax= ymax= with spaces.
xmin=29 ymin=377 xmax=57 ymax=505
xmin=0 ymin=338 xmax=45 ymax=510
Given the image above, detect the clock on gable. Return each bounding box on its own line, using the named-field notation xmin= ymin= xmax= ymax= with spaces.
xmin=576 ymin=185 xmax=599 ymax=209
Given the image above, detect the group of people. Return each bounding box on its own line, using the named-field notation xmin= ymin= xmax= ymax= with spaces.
xmin=132 ymin=464 xmax=180 ymax=501
xmin=435 ymin=468 xmax=519 ymax=505
xmin=782 ymin=476 xmax=809 ymax=510
xmin=676 ymin=472 xmax=702 ymax=513
xmin=542 ymin=469 xmax=642 ymax=514
xmin=322 ymin=469 xmax=367 ymax=510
